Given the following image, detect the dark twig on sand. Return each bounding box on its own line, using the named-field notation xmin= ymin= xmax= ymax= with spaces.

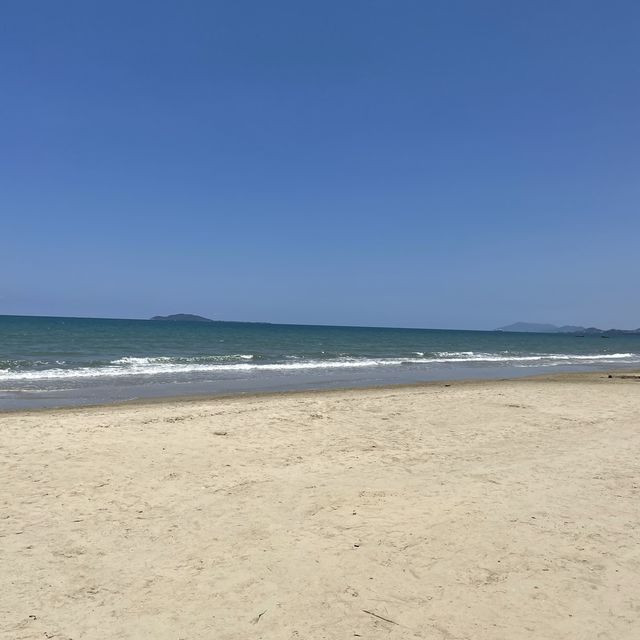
xmin=251 ymin=610 xmax=267 ymax=624
xmin=362 ymin=609 xmax=399 ymax=625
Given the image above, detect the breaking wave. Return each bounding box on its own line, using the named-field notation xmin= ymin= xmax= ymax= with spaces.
xmin=0 ymin=351 xmax=638 ymax=382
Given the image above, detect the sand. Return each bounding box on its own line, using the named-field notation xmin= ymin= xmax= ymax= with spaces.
xmin=1 ymin=372 xmax=639 ymax=639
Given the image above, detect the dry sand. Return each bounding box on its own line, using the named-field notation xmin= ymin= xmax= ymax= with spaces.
xmin=1 ymin=373 xmax=639 ymax=639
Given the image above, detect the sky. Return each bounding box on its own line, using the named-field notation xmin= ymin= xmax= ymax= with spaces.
xmin=2 ymin=1 xmax=639 ymax=330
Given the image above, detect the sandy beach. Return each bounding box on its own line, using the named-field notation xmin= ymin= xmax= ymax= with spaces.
xmin=2 ymin=372 xmax=639 ymax=639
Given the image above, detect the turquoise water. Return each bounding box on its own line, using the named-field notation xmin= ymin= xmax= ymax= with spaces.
xmin=1 ymin=315 xmax=639 ymax=408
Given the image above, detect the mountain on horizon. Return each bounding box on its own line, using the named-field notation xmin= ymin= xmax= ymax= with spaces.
xmin=497 ymin=322 xmax=640 ymax=334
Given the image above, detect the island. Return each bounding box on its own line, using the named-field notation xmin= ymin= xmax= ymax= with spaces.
xmin=151 ymin=314 xmax=214 ymax=323
xmin=150 ymin=314 xmax=273 ymax=325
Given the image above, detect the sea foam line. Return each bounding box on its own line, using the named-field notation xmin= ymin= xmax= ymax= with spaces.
xmin=0 ymin=352 xmax=637 ymax=382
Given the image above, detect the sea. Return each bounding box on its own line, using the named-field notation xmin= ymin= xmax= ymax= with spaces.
xmin=1 ymin=315 xmax=639 ymax=410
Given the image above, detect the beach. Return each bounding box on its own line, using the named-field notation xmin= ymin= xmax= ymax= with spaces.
xmin=2 ymin=372 xmax=639 ymax=639
xmin=3 ymin=315 xmax=640 ymax=411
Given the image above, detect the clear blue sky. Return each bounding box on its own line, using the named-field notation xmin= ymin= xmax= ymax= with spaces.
xmin=2 ymin=1 xmax=639 ymax=329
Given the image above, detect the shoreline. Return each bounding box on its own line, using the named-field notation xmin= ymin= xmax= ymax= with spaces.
xmin=1 ymin=367 xmax=638 ymax=415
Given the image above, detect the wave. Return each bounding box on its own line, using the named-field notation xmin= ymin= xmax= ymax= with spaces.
xmin=430 ymin=352 xmax=636 ymax=362
xmin=0 ymin=351 xmax=638 ymax=382
xmin=111 ymin=355 xmax=255 ymax=365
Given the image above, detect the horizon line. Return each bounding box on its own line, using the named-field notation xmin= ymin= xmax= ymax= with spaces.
xmin=0 ymin=312 xmax=500 ymax=333
xmin=1 ymin=313 xmax=639 ymax=333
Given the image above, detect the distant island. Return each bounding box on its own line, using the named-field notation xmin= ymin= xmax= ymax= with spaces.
xmin=497 ymin=322 xmax=640 ymax=335
xmin=151 ymin=314 xmax=214 ymax=323
xmin=150 ymin=314 xmax=272 ymax=325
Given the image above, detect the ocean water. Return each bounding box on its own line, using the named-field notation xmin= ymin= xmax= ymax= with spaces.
xmin=1 ymin=315 xmax=639 ymax=409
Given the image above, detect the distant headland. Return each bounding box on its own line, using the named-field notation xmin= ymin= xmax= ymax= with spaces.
xmin=497 ymin=322 xmax=640 ymax=335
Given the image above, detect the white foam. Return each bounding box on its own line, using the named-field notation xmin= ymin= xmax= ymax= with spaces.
xmin=424 ymin=352 xmax=636 ymax=363
xmin=112 ymin=354 xmax=254 ymax=365
xmin=0 ymin=352 xmax=637 ymax=382
xmin=0 ymin=358 xmax=380 ymax=381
